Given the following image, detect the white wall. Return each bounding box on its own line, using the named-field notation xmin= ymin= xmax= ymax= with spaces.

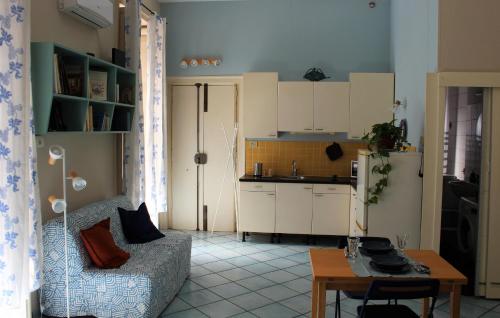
xmin=390 ymin=0 xmax=438 ymax=147
xmin=438 ymin=0 xmax=500 ymax=72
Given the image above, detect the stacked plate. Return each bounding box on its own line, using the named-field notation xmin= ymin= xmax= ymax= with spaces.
xmin=369 ymin=254 xmax=411 ymax=274
xmin=359 ymin=240 xmax=394 ymax=256
xmin=360 ymin=240 xmax=411 ymax=274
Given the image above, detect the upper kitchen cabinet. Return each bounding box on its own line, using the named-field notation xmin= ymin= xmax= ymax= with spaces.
xmin=349 ymin=73 xmax=394 ymax=139
xmin=243 ymin=72 xmax=278 ymax=138
xmin=313 ymin=82 xmax=350 ymax=133
xmin=278 ymin=82 xmax=314 ymax=133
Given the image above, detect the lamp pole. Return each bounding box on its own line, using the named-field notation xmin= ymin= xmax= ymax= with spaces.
xmin=62 ymin=147 xmax=70 ymax=318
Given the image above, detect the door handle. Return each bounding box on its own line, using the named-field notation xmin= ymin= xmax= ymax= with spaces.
xmin=315 ymin=128 xmax=324 ymax=131
xmin=304 ymin=128 xmax=313 ymax=131
xmin=265 ymin=193 xmax=275 ymax=196
xmin=268 ymin=133 xmax=277 ymax=137
xmin=304 ymin=187 xmax=312 ymax=190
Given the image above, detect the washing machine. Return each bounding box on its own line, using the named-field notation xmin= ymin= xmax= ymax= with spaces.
xmin=440 ymin=178 xmax=480 ymax=295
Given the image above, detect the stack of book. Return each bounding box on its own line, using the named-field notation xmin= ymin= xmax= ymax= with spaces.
xmin=53 ymin=53 xmax=83 ymax=96
xmin=85 ymin=105 xmax=111 ymax=132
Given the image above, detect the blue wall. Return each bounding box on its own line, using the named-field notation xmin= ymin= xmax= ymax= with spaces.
xmin=390 ymin=0 xmax=438 ymax=147
xmin=161 ymin=0 xmax=391 ymax=81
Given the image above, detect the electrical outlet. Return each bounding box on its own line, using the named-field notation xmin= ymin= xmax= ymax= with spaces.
xmin=36 ymin=136 xmax=44 ymax=148
xmin=249 ymin=141 xmax=258 ymax=149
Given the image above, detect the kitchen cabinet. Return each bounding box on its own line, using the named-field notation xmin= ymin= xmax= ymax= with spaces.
xmin=276 ymin=183 xmax=313 ymax=234
xmin=313 ymin=82 xmax=350 ymax=133
xmin=278 ymin=82 xmax=314 ymax=133
xmin=239 ymin=181 xmax=353 ymax=238
xmin=278 ymin=81 xmax=350 ymax=133
xmin=312 ymin=185 xmax=350 ymax=235
xmin=349 ymin=73 xmax=394 ymax=139
xmin=239 ymin=183 xmax=276 ymax=233
xmin=243 ymin=72 xmax=278 ymax=138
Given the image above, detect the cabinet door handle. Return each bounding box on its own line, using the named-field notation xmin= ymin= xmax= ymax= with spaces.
xmin=328 ymin=187 xmax=337 ymax=191
xmin=254 ymin=185 xmax=263 ymax=189
xmin=315 ymin=194 xmax=324 ymax=197
xmin=268 ymin=133 xmax=276 ymax=137
xmin=304 ymin=128 xmax=313 ymax=131
xmin=315 ymin=128 xmax=324 ymax=131
xmin=266 ymin=193 xmax=275 ymax=196
xmin=304 ymin=187 xmax=312 ymax=190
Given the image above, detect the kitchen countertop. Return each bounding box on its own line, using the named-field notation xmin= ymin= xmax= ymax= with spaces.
xmin=240 ymin=174 xmax=357 ymax=187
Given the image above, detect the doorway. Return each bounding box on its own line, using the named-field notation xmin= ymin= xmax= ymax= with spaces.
xmin=423 ymin=72 xmax=500 ymax=299
xmin=440 ymin=87 xmax=486 ymax=295
xmin=171 ymin=84 xmax=237 ymax=231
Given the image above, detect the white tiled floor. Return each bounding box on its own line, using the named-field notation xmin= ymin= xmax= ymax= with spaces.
xmin=160 ymin=231 xmax=500 ymax=318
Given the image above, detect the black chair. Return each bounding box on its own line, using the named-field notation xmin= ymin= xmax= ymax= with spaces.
xmin=357 ymin=279 xmax=440 ymax=318
xmin=335 ymin=237 xmax=392 ymax=318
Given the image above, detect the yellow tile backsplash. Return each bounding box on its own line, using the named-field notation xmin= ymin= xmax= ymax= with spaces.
xmin=245 ymin=140 xmax=368 ymax=177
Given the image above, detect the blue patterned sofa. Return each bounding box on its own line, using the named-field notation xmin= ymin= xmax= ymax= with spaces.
xmin=41 ymin=196 xmax=191 ymax=318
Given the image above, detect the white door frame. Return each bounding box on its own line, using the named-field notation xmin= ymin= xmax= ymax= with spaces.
xmin=422 ymin=72 xmax=500 ymax=298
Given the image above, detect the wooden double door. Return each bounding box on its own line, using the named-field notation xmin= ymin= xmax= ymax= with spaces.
xmin=171 ymin=83 xmax=236 ymax=231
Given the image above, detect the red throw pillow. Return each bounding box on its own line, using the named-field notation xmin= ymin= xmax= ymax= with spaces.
xmin=80 ymin=218 xmax=130 ymax=269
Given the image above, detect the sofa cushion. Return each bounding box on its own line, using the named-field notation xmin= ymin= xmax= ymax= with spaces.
xmin=118 ymin=202 xmax=165 ymax=244
xmin=80 ymin=218 xmax=130 ymax=268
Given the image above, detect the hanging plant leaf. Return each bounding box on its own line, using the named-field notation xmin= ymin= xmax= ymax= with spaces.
xmin=362 ymin=119 xmax=410 ymax=205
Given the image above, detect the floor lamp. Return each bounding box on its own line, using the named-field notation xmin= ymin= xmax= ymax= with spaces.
xmin=47 ymin=145 xmax=87 ymax=318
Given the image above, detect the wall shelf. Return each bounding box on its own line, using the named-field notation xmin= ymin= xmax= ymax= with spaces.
xmin=31 ymin=42 xmax=137 ymax=135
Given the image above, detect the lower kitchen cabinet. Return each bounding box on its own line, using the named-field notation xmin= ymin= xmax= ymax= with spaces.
xmin=239 ymin=181 xmax=352 ymax=237
xmin=312 ymin=193 xmax=350 ymax=235
xmin=239 ymin=190 xmax=276 ymax=233
xmin=276 ymin=183 xmax=313 ymax=234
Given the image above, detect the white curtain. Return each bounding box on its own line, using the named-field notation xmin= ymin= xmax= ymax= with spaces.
xmin=124 ymin=1 xmax=167 ymax=226
xmin=0 ymin=0 xmax=42 ymax=310
xmin=144 ymin=16 xmax=167 ymax=223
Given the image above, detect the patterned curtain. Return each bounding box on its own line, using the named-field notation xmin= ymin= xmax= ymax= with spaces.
xmin=124 ymin=0 xmax=167 ymax=226
xmin=144 ymin=16 xmax=167 ymax=224
xmin=0 ymin=0 xmax=42 ymax=310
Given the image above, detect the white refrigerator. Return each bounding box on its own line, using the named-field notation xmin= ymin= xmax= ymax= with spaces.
xmin=355 ymin=150 xmax=423 ymax=249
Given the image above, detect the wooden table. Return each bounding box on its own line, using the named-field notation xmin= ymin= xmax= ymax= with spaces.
xmin=310 ymin=249 xmax=467 ymax=318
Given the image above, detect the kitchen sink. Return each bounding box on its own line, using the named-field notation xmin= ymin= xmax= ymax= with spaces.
xmin=280 ymin=176 xmax=306 ymax=180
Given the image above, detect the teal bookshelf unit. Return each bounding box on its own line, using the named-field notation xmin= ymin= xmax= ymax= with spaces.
xmin=31 ymin=42 xmax=136 ymax=135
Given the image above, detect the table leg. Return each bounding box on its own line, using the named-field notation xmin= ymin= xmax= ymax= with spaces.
xmin=311 ymin=279 xmax=318 ymax=318
xmin=450 ymin=284 xmax=462 ymax=318
xmin=421 ymin=297 xmax=429 ymax=317
xmin=318 ymin=282 xmax=326 ymax=318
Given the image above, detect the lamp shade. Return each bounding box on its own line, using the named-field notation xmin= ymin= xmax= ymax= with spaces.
xmin=48 ymin=145 xmax=64 ymax=165
xmin=48 ymin=195 xmax=66 ymax=214
xmin=72 ymin=177 xmax=87 ymax=191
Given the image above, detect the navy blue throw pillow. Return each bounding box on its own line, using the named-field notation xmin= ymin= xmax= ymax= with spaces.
xmin=118 ymin=202 xmax=165 ymax=244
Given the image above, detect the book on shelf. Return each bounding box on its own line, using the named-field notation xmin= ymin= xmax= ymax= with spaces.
xmin=53 ymin=53 xmax=84 ymax=96
xmin=85 ymin=105 xmax=94 ymax=132
xmin=89 ymin=71 xmax=108 ymax=101
xmin=92 ymin=109 xmax=111 ymax=131
xmin=53 ymin=54 xmax=60 ymax=94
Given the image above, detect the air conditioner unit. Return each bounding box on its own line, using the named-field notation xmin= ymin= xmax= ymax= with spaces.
xmin=59 ymin=0 xmax=113 ymax=29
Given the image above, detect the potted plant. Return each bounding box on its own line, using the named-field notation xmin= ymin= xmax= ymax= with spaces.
xmin=362 ymin=119 xmax=409 ymax=205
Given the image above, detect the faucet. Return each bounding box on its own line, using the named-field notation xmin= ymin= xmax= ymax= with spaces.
xmin=291 ymin=160 xmax=298 ymax=176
